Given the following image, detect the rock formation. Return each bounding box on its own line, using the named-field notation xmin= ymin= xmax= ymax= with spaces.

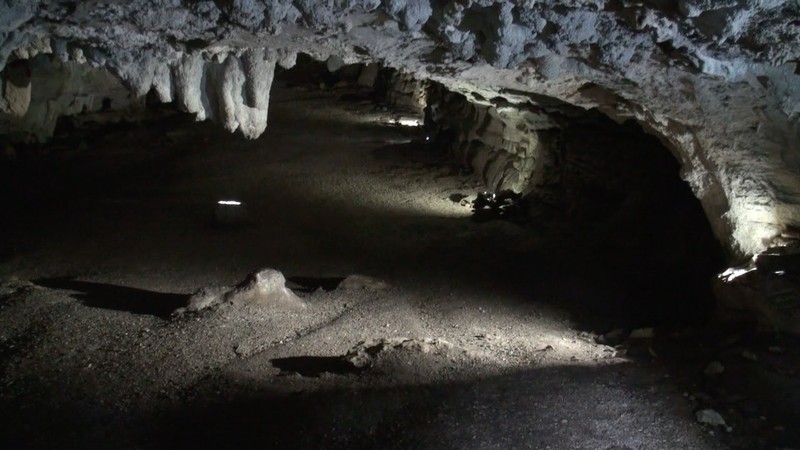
xmin=1 ymin=0 xmax=799 ymax=256
xmin=181 ymin=268 xmax=306 ymax=314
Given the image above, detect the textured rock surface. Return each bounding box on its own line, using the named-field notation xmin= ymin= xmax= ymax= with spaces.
xmin=183 ymin=268 xmax=305 ymax=313
xmin=0 ymin=0 xmax=799 ymax=255
xmin=714 ymin=248 xmax=800 ymax=334
xmin=428 ymin=84 xmax=559 ymax=193
xmin=0 ymin=55 xmax=132 ymax=141
xmin=2 ymin=59 xmax=31 ymax=117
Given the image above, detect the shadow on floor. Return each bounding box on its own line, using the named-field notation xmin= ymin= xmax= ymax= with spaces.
xmin=286 ymin=276 xmax=346 ymax=293
xmin=271 ymin=356 xmax=362 ymax=377
xmin=159 ymin=363 xmax=723 ymax=450
xmin=32 ymin=277 xmax=188 ymax=318
xmin=2 ymin=355 xmax=795 ymax=449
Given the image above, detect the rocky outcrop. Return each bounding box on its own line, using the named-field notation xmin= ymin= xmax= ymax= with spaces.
xmin=0 ymin=1 xmax=798 ymax=256
xmin=0 ymin=55 xmax=131 ymax=142
xmin=714 ymin=247 xmax=800 ymax=334
xmin=180 ymin=268 xmax=306 ymax=314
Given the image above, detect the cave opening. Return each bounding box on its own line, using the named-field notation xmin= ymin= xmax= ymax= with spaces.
xmin=538 ymin=109 xmax=725 ymax=330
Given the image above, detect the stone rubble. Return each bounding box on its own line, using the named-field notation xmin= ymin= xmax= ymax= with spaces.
xmin=696 ymin=408 xmax=727 ymax=427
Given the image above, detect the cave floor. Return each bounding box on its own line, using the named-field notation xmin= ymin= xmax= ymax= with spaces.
xmin=0 ymin=84 xmax=792 ymax=449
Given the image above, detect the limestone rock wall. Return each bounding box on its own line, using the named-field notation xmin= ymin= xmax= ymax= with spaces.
xmin=386 ymin=72 xmax=427 ymax=115
xmin=0 ymin=55 xmax=132 ymax=142
xmin=428 ymin=86 xmax=559 ymax=194
xmin=0 ymin=0 xmax=798 ymax=256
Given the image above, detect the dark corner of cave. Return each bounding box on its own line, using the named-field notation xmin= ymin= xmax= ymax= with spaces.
xmin=1 ymin=1 xmax=799 ymax=449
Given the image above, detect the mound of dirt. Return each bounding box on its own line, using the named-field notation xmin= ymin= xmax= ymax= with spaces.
xmin=344 ymin=337 xmax=490 ymax=379
xmin=179 ymin=268 xmax=306 ymax=314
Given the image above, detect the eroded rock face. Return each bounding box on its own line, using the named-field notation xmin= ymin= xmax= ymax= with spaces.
xmin=0 ymin=1 xmax=798 ymax=256
xmin=426 ymin=83 xmax=560 ymax=193
xmin=2 ymin=59 xmax=31 ymax=117
xmin=0 ymin=55 xmax=132 ymax=141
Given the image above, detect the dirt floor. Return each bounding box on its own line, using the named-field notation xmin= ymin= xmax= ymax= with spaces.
xmin=0 ymin=82 xmax=797 ymax=449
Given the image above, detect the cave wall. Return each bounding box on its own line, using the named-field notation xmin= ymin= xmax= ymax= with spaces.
xmin=425 ymin=83 xmax=559 ymax=194
xmin=0 ymin=0 xmax=799 ymax=257
xmin=0 ymin=55 xmax=132 ymax=142
xmin=385 ymin=71 xmax=427 ymax=115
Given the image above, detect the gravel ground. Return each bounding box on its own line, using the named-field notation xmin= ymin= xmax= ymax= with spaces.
xmin=0 ymin=84 xmax=734 ymax=449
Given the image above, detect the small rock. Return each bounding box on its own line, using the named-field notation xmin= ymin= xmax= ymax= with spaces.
xmin=696 ymin=409 xmax=726 ymax=426
xmin=233 ymin=343 xmax=250 ymax=356
xmin=768 ymin=346 xmax=785 ymax=354
xmin=337 ymin=274 xmax=389 ymax=291
xmin=741 ymin=350 xmax=758 ymax=361
xmin=449 ymin=193 xmax=468 ymax=203
xmin=595 ymin=328 xmax=629 ymax=346
xmin=345 ymin=337 xmax=455 ymax=369
xmin=325 ymin=55 xmax=345 ymax=72
xmin=704 ymin=361 xmax=725 ymax=377
xmin=629 ymin=328 xmax=655 ymax=339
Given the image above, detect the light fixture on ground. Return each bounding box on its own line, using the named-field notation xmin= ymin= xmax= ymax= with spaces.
xmin=392 ymin=117 xmax=421 ymax=127
xmin=214 ymin=199 xmax=248 ymax=226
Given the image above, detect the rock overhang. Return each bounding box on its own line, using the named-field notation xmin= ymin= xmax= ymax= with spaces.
xmin=1 ymin=0 xmax=799 ymax=257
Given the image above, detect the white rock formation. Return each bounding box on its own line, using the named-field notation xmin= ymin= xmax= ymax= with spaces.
xmin=182 ymin=268 xmax=305 ymax=313
xmin=0 ymin=0 xmax=798 ymax=256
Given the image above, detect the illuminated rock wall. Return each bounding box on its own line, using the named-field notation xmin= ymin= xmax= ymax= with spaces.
xmin=426 ymin=85 xmax=559 ymax=194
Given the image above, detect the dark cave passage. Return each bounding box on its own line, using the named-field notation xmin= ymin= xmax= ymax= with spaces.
xmin=526 ymin=111 xmax=725 ymax=330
